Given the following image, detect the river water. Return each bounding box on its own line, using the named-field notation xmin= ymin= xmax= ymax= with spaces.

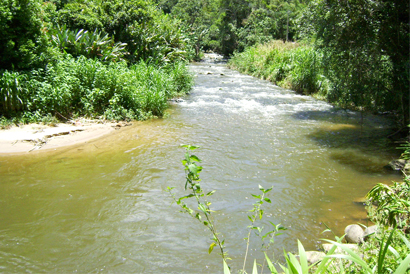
xmin=0 ymin=57 xmax=402 ymax=273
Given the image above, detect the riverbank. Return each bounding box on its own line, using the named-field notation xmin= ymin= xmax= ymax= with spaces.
xmin=0 ymin=120 xmax=131 ymax=153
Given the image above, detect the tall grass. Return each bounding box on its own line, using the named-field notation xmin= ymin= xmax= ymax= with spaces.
xmin=0 ymin=56 xmax=193 ymax=122
xmin=228 ymin=40 xmax=327 ymax=96
xmin=0 ymin=70 xmax=28 ymax=114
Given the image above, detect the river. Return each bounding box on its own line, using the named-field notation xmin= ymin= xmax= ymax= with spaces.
xmin=0 ymin=56 xmax=402 ymax=273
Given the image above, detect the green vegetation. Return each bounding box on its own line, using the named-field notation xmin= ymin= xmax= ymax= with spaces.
xmin=1 ymin=57 xmax=192 ymax=122
xmin=159 ymin=0 xmax=309 ymax=58
xmin=2 ymin=0 xmax=407 ymax=127
xmin=169 ymin=146 xmax=410 ymax=273
xmin=228 ymin=41 xmax=323 ymax=96
xmin=0 ymin=0 xmax=193 ymax=125
xmin=229 ymin=33 xmax=408 ymax=128
xmin=164 ymin=0 xmax=408 ymax=128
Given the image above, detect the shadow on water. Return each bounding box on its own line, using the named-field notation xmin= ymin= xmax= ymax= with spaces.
xmin=292 ymin=109 xmax=400 ymax=174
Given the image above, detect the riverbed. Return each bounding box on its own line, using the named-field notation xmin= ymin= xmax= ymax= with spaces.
xmin=0 ymin=57 xmax=402 ymax=273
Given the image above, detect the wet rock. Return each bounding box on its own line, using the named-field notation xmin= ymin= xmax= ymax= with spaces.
xmin=353 ymin=197 xmax=367 ymax=206
xmin=169 ymin=98 xmax=184 ymax=103
xmin=305 ymin=251 xmax=326 ymax=264
xmin=387 ymin=159 xmax=410 ymax=173
xmin=113 ymin=122 xmax=132 ymax=130
xmin=345 ymin=224 xmax=364 ymax=244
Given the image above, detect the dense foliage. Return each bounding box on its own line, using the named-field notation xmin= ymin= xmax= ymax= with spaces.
xmin=158 ymin=0 xmax=309 ymax=57
xmin=228 ymin=41 xmax=323 ymax=95
xmin=0 ymin=0 xmax=45 ymax=70
xmin=166 ymin=0 xmax=409 ymax=127
xmin=1 ymin=58 xmax=192 ymax=122
xmin=300 ymin=0 xmax=409 ymax=127
xmin=0 ymin=0 xmax=194 ymax=123
xmin=2 ymin=0 xmax=408 ymax=126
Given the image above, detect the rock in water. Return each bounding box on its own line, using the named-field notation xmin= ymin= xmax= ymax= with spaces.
xmin=345 ymin=224 xmax=364 ymax=244
xmin=388 ymin=159 xmax=410 ymax=173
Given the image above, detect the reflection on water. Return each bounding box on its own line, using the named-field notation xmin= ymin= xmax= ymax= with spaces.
xmin=0 ymin=60 xmax=402 ymax=273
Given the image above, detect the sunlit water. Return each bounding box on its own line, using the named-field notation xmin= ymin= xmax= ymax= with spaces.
xmin=0 ymin=58 xmax=402 ymax=273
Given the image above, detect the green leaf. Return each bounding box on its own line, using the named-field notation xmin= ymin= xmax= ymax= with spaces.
xmin=264 ymin=252 xmax=279 ymax=274
xmin=223 ymin=259 xmax=231 ymax=274
xmin=264 ymin=198 xmax=272 ymax=203
xmin=394 ymin=253 xmax=410 ymax=274
xmin=209 ymin=242 xmax=216 ymax=254
xmin=198 ymin=203 xmax=207 ymax=213
xmin=297 ymin=240 xmax=308 ymax=274
xmin=181 ymin=144 xmax=200 ymax=150
xmin=252 ymin=259 xmax=258 ymax=274
xmin=188 ymin=164 xmax=201 ymax=175
xmin=190 ymin=155 xmax=201 ymax=162
xmin=259 ymin=209 xmax=263 ymax=220
xmin=251 ymin=194 xmax=261 ymax=199
xmin=378 ymin=228 xmax=396 ymax=273
xmin=324 ymin=240 xmax=372 ymax=273
xmin=206 ymin=190 xmax=216 ymax=196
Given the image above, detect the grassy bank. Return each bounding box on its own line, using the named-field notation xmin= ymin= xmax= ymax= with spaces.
xmin=228 ymin=40 xmax=408 ymax=130
xmin=228 ymin=40 xmax=326 ymax=97
xmin=0 ymin=57 xmax=193 ymax=127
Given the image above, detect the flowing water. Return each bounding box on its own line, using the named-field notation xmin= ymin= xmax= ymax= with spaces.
xmin=0 ymin=57 xmax=402 ymax=273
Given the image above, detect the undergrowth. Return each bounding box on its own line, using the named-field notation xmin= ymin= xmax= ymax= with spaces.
xmin=228 ymin=40 xmax=326 ymax=96
xmin=0 ymin=56 xmax=193 ymax=124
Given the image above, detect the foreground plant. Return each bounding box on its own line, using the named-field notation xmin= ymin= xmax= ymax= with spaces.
xmin=167 ymin=145 xmax=283 ymax=273
xmin=367 ymin=140 xmax=410 ymax=233
xmin=367 ymin=177 xmax=410 ymax=233
xmin=324 ymin=228 xmax=410 ymax=274
xmin=169 ymin=145 xmax=410 ymax=274
xmin=167 ymin=144 xmax=228 ymax=260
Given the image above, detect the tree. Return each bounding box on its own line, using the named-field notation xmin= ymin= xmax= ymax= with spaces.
xmin=300 ymin=0 xmax=409 ymax=126
xmin=0 ymin=0 xmax=44 ymax=70
xmin=217 ymin=0 xmax=251 ymax=56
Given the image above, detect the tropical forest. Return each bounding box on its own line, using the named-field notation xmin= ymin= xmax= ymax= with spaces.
xmin=0 ymin=0 xmax=409 ymax=273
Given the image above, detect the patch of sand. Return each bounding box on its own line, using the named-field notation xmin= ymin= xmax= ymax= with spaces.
xmin=0 ymin=120 xmax=131 ymax=154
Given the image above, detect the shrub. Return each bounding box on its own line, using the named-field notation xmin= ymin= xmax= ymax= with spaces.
xmin=228 ymin=40 xmax=323 ymax=95
xmin=0 ymin=0 xmax=45 ymax=70
xmin=47 ymin=24 xmax=128 ymax=63
xmin=0 ymin=56 xmax=193 ymax=122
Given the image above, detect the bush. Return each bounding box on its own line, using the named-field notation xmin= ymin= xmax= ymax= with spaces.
xmin=0 ymin=0 xmax=45 ymax=70
xmin=228 ymin=40 xmax=324 ymax=95
xmin=0 ymin=56 xmax=193 ymax=122
xmin=47 ymin=24 xmax=128 ymax=63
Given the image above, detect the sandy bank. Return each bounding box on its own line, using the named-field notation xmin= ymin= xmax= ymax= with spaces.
xmin=0 ymin=120 xmax=131 ymax=154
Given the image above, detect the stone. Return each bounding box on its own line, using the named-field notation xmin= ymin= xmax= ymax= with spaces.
xmin=322 ymin=243 xmax=359 ymax=254
xmin=364 ymin=225 xmax=378 ymax=241
xmin=388 ymin=159 xmax=410 ymax=172
xmin=344 ymin=224 xmax=364 ymax=243
xmin=353 ymin=197 xmax=367 ymax=206
xmin=305 ymin=251 xmax=326 ymax=265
